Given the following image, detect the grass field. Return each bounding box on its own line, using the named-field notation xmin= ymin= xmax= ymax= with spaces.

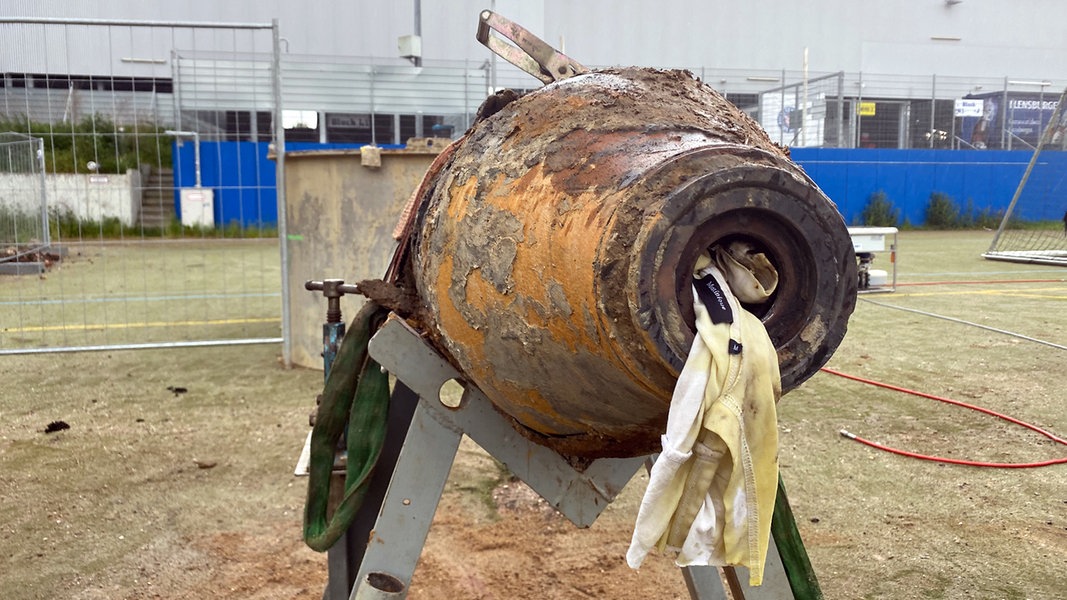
xmin=1 ymin=230 xmax=1065 ymax=599
xmin=0 ymin=239 xmax=281 ymax=351
xmin=783 ymin=231 xmax=1067 ymax=599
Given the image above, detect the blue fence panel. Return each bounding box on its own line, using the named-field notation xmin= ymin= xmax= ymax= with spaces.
xmin=172 ymin=143 xmax=1066 ymax=228
xmin=172 ymin=141 xmax=276 ymax=228
xmin=1018 ymin=154 xmax=1067 ymax=221
xmin=790 ymin=148 xmax=1064 ymax=225
xmin=172 ymin=141 xmax=401 ymax=228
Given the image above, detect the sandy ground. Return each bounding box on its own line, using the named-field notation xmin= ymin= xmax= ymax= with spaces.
xmin=3 ymin=231 xmax=1066 ymax=599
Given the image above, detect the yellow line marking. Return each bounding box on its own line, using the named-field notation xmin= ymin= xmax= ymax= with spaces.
xmin=987 ymin=292 xmax=1067 ymax=300
xmin=4 ymin=317 xmax=280 ymax=334
xmin=892 ymin=286 xmax=1067 ymax=299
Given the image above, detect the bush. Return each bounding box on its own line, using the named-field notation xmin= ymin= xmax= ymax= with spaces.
xmin=964 ymin=199 xmax=1004 ymax=230
xmin=32 ymin=208 xmax=277 ymax=241
xmin=0 ymin=115 xmax=172 ymax=174
xmin=860 ymin=191 xmax=901 ymax=226
xmin=0 ymin=206 xmax=46 ymax=243
xmin=924 ymin=192 xmax=962 ymax=229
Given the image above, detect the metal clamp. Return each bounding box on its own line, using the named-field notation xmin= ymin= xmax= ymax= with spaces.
xmin=476 ymin=10 xmax=588 ymax=85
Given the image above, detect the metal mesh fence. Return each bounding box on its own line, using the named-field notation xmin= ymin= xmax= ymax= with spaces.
xmin=985 ymin=87 xmax=1067 ymax=266
xmin=4 ymin=13 xmax=1067 ymax=354
xmin=0 ymin=132 xmax=49 ymax=255
xmin=0 ymin=18 xmax=285 ymax=355
xmin=754 ymin=72 xmax=847 ymax=148
xmin=13 ymin=36 xmax=1062 ymax=154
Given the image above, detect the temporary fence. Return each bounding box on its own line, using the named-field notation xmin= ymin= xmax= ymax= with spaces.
xmin=4 ymin=15 xmax=1067 ymax=358
xmin=0 ymin=131 xmax=49 ymax=255
xmin=985 ymin=86 xmax=1067 ymax=266
xmin=0 ymin=17 xmax=289 ymax=356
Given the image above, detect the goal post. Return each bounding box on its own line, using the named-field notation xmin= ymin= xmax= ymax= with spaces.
xmin=984 ymin=87 xmax=1067 ymax=266
xmin=0 ymin=132 xmax=50 ymax=255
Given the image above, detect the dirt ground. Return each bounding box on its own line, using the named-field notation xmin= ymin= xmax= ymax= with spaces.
xmin=2 ymin=231 xmax=1066 ymax=599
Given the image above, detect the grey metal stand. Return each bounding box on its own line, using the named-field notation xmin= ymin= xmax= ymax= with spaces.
xmin=344 ymin=315 xmax=792 ymax=599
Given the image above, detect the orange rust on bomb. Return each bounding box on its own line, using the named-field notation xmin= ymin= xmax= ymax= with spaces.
xmin=462 ymin=267 xmax=509 ymax=316
xmin=431 ymin=253 xmax=488 ymax=366
xmin=497 ymin=165 xmax=606 ymax=349
xmin=510 ymin=386 xmax=587 ymax=436
xmin=444 ymin=175 xmax=478 ymax=222
xmin=411 ymin=67 xmax=857 ymax=458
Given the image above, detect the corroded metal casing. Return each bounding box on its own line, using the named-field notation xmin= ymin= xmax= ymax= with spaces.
xmin=413 ymin=68 xmax=857 ymax=458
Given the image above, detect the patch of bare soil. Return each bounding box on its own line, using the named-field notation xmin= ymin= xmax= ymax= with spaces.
xmin=183 ymin=526 xmax=324 ymax=600
xmin=78 ymin=476 xmax=687 ymax=597
xmin=129 ymin=477 xmax=690 ymax=600
xmin=411 ymin=479 xmax=690 ymax=600
xmin=122 ymin=474 xmax=691 ymax=593
xmin=70 ymin=522 xmax=325 ymax=600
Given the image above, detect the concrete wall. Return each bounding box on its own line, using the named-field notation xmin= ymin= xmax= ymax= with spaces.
xmin=0 ymin=173 xmax=45 ymax=217
xmin=283 ymin=146 xmax=440 ymax=369
xmin=0 ymin=170 xmax=141 ymax=226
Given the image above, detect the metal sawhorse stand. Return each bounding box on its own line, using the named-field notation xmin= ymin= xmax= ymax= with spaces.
xmin=321 ymin=314 xmax=815 ymax=600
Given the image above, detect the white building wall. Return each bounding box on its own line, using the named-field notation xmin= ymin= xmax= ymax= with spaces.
xmin=0 ymin=170 xmax=141 ymax=225
xmin=1 ymin=0 xmax=1065 ymax=81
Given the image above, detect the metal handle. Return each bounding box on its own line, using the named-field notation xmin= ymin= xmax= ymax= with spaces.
xmin=476 ymin=10 xmax=587 ymax=85
xmin=305 ymin=278 xmax=362 ymax=297
xmin=305 ymin=278 xmax=362 ymax=323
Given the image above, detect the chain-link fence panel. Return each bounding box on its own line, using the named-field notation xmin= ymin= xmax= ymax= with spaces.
xmin=1 ymin=132 xmax=49 ymax=259
xmin=0 ymin=18 xmax=285 ymax=355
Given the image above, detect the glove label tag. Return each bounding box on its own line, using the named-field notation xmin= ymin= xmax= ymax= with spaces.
xmin=694 ymin=274 xmax=734 ymax=324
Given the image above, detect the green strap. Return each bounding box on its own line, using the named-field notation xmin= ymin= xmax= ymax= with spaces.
xmin=303 ymin=302 xmax=391 ymax=552
xmin=771 ymin=475 xmax=823 ymax=599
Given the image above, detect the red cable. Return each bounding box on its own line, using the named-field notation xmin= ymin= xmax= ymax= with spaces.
xmin=821 ymin=367 xmax=1067 ymax=468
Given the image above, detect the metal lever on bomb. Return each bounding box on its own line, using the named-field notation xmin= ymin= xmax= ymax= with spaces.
xmin=476 ymin=9 xmax=588 ymax=84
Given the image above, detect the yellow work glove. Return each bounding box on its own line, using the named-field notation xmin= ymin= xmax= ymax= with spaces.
xmin=628 ymin=251 xmax=781 ymax=586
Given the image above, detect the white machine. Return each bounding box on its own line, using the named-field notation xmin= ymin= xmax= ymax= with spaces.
xmin=848 ymin=227 xmax=898 ymax=293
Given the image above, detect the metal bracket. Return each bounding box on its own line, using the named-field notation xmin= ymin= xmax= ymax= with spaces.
xmin=336 ymin=314 xmax=798 ymax=599
xmin=476 ymin=9 xmax=588 ymax=85
xmin=368 ymin=316 xmax=644 ymax=526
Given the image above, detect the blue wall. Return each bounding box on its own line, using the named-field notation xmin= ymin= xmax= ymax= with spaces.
xmin=171 ymin=141 xmax=399 ymax=228
xmin=173 ymin=143 xmax=1067 ymax=227
xmin=173 ymin=141 xmax=272 ymax=228
xmin=792 ymin=148 xmax=1067 ymax=225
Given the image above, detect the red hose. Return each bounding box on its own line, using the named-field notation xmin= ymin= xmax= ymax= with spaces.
xmin=821 ymin=367 xmax=1067 ymax=468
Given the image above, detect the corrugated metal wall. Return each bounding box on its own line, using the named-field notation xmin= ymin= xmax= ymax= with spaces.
xmin=5 ymin=1 xmax=1067 ymax=80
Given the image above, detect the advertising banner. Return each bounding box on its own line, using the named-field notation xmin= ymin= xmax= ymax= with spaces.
xmin=960 ymin=91 xmax=1067 ymax=149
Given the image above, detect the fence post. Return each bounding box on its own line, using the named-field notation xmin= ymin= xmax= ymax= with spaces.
xmin=37 ymin=137 xmax=50 ymax=247
xmin=273 ymin=17 xmax=293 ymax=368
xmin=837 ymin=71 xmax=845 ymax=148
xmin=370 ymin=67 xmax=377 ymax=146
xmin=1001 ymin=77 xmax=1009 ymax=149
xmin=930 ymin=74 xmax=937 ymax=149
